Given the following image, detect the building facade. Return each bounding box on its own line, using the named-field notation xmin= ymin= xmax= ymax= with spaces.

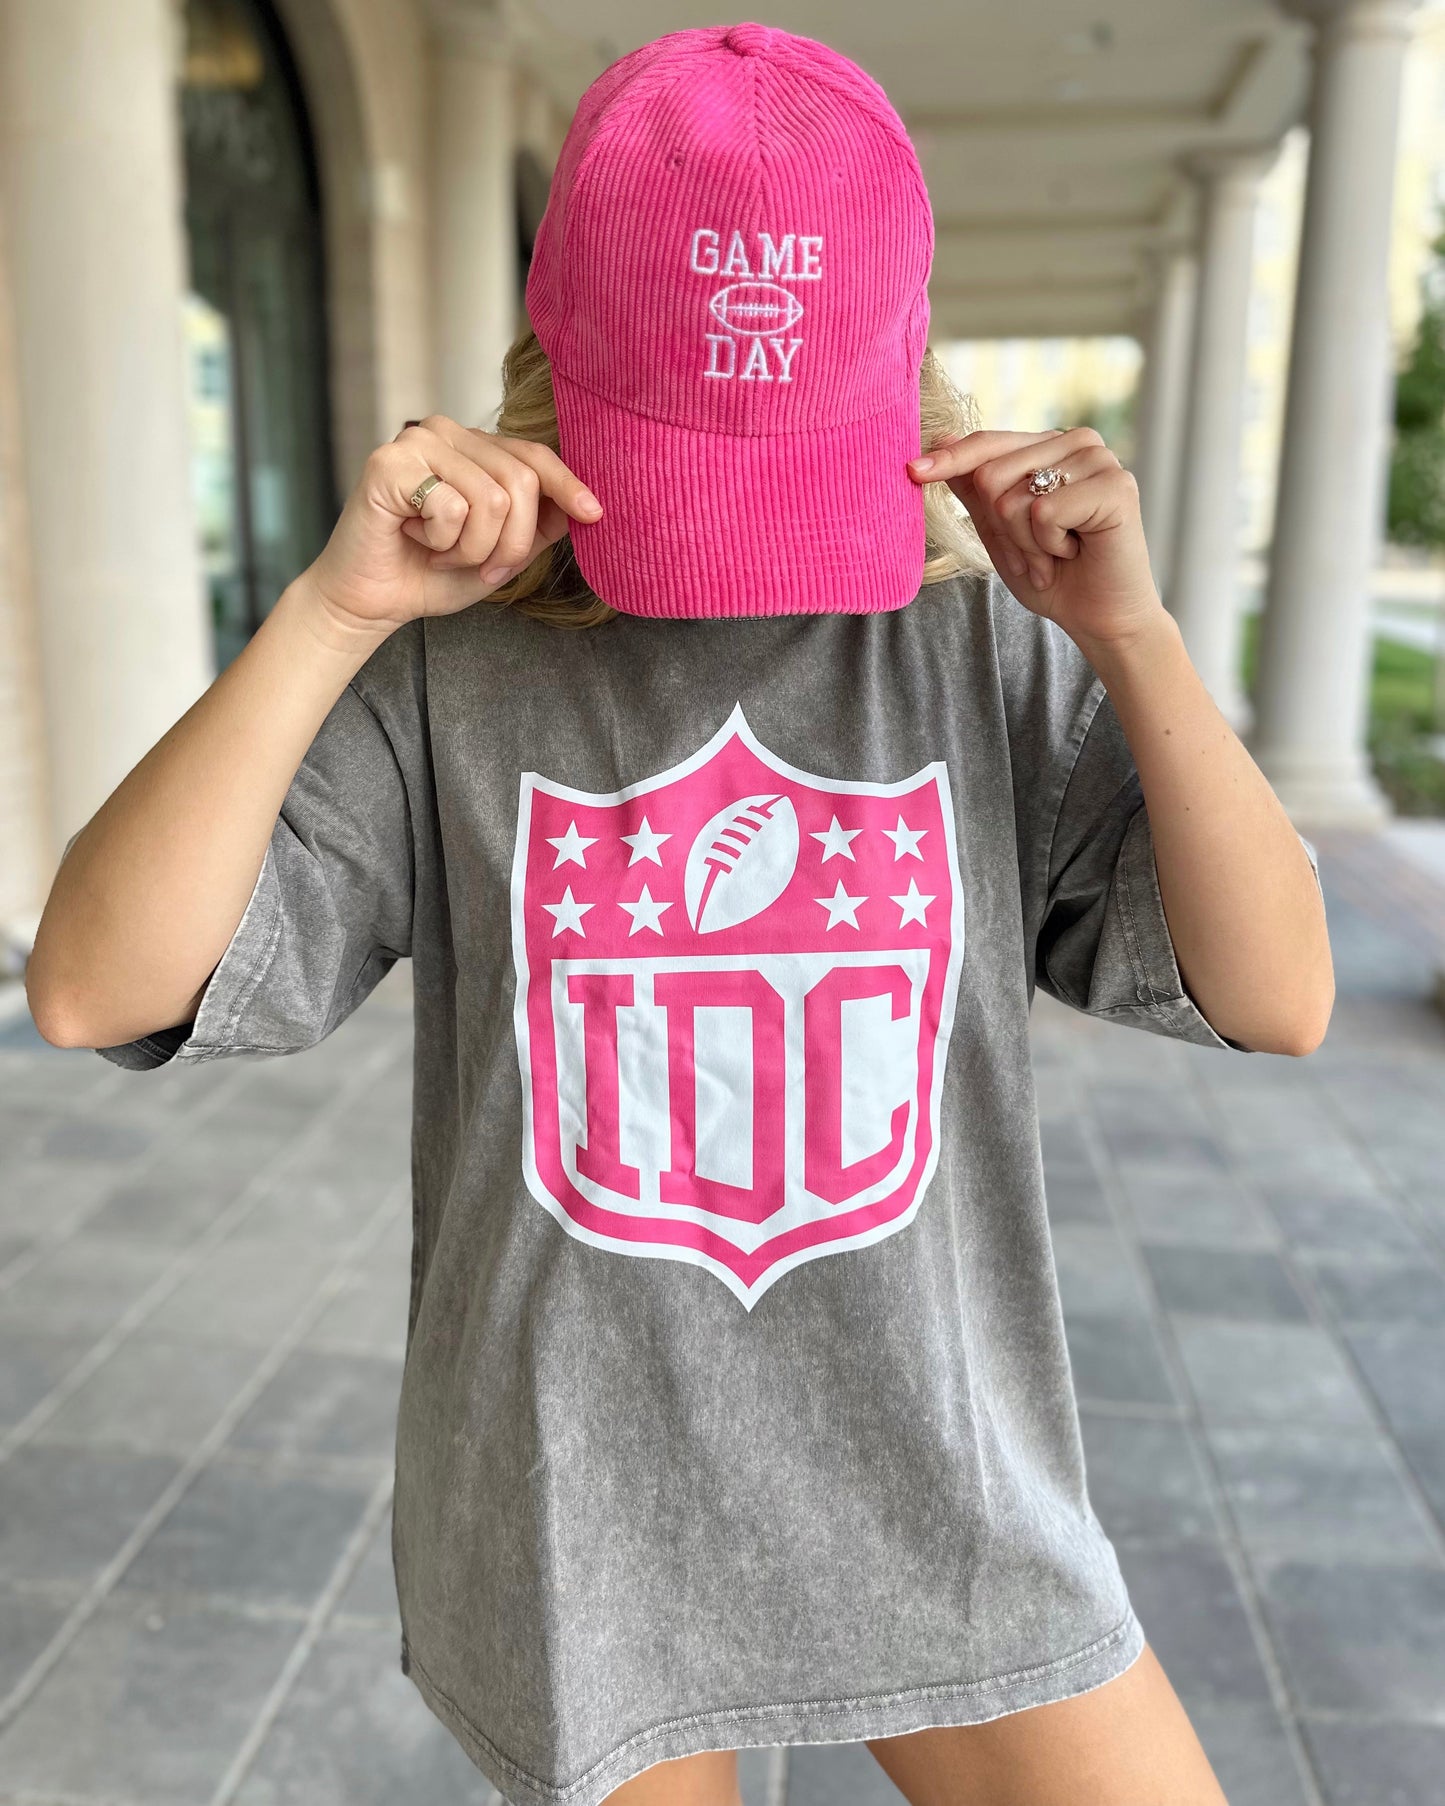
xmin=0 ymin=0 xmax=1436 ymax=960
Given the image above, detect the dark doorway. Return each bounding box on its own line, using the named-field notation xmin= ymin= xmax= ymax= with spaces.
xmin=181 ymin=0 xmax=337 ymax=669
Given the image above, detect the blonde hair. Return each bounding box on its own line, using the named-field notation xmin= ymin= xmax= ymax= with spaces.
xmin=486 ymin=322 xmax=991 ymax=630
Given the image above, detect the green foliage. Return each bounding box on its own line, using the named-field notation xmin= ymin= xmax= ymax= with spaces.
xmin=1387 ymin=220 xmax=1445 ymax=550
xmin=1241 ymin=612 xmax=1445 ymax=815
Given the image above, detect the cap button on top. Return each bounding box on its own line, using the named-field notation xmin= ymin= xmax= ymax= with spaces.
xmin=723 ymin=22 xmax=775 ymax=56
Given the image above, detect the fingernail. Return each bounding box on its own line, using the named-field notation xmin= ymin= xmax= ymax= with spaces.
xmin=578 ymin=491 xmax=603 ymax=516
xmin=909 ymin=456 xmax=935 ymax=473
xmin=483 ymin=565 xmax=513 ymax=585
xmin=1030 ymin=564 xmax=1049 ymax=590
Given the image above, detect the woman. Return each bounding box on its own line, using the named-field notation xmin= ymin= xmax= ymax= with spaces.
xmin=26 ymin=23 xmax=1331 ymax=1806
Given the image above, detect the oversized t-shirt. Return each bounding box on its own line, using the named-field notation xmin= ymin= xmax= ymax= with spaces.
xmin=99 ymin=566 xmax=1258 ymax=1806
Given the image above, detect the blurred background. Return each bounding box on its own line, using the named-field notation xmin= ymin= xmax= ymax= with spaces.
xmin=1 ymin=3 xmax=1445 ymax=1805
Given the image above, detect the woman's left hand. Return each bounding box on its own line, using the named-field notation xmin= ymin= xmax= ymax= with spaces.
xmin=908 ymin=427 xmax=1165 ymax=655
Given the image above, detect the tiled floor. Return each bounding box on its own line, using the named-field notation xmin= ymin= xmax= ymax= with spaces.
xmin=0 ymin=829 xmax=1442 ymax=1806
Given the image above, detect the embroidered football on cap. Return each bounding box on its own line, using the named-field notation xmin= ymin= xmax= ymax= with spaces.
xmin=685 ymin=793 xmax=800 ymax=933
xmin=708 ymin=282 xmax=805 ymax=337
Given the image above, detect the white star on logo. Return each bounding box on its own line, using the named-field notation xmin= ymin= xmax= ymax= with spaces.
xmin=882 ymin=816 xmax=927 ymax=861
xmin=811 ymin=815 xmax=863 ymax=863
xmin=815 ymin=879 xmax=866 ymax=930
xmin=618 ymin=884 xmax=672 ymax=936
xmin=546 ymin=820 xmax=598 ymax=870
xmin=890 ymin=878 xmax=936 ymax=928
xmin=620 ymin=816 xmax=671 ymax=867
xmin=543 ymin=885 xmax=594 ymax=937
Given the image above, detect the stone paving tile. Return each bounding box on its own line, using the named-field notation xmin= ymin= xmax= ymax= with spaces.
xmin=32 ymin=1332 xmax=260 ymax=1453
xmin=1079 ymin=1412 xmax=1221 ymax=1542
xmin=0 ymin=1326 xmax=89 ymax=1427
xmin=1115 ymin=1167 xmax=1282 ymax=1249
xmin=231 ymin=1174 xmax=402 ymax=1246
xmin=0 ymin=1237 xmax=179 ymax=1337
xmin=81 ymin=1166 xmax=256 ymax=1241
xmin=303 ymin=1263 xmax=411 ymax=1360
xmin=1169 ymin=1319 xmax=1376 ymax=1428
xmin=1052 ymin=1222 xmax=1154 ymax=1318
xmin=119 ymin=1460 xmax=375 ymax=1608
xmin=1302 ymin=1720 xmax=1445 ymax=1805
xmin=1063 ymin=1313 xmax=1182 ymax=1410
xmin=1258 ymin=1559 xmax=1445 ymax=1720
xmin=0 ymin=1585 xmax=72 ymax=1700
xmin=330 ymin=1509 xmax=401 ymax=1627
xmin=228 ymin=1348 xmax=404 ymax=1463
xmin=1142 ymin=1246 xmax=1311 ymax=1323
xmin=1263 ymin=1190 xmax=1431 ymax=1260
xmin=1342 ymin=1323 xmax=1445 ymax=1440
xmin=1397 ymin=1430 xmax=1445 ymax=1526
xmin=233 ymin=1630 xmax=501 ymax=1806
xmin=1115 ymin=1541 xmax=1275 ymax=1711
xmin=144 ymin=1240 xmax=337 ymax=1345
xmin=1186 ymin=1705 xmax=1313 ymax=1806
xmin=1041 ymin=1169 xmax=1114 ymax=1224
xmin=1305 ymin=1253 xmax=1445 ymax=1325
xmin=1205 ymin=1423 xmax=1440 ymax=1561
xmin=0 ymin=1444 xmax=181 ymax=1585
xmin=0 ymin=1592 xmax=298 ymax=1804
xmin=783 ymin=1740 xmax=906 ymax=1805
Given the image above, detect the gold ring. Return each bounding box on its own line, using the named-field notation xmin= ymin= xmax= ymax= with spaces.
xmin=408 ymin=473 xmax=443 ymax=512
xmin=1027 ymin=466 xmax=1071 ymax=497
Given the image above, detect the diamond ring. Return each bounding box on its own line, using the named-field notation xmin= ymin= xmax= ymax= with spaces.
xmin=1027 ymin=466 xmax=1071 ymax=496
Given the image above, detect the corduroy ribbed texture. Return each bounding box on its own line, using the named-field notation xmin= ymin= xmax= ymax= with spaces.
xmin=525 ymin=22 xmax=935 ymax=619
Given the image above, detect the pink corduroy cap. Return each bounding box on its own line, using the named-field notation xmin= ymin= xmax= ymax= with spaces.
xmin=524 ymin=22 xmax=935 ymax=619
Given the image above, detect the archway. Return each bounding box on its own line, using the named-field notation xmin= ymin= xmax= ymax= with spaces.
xmin=180 ymin=0 xmax=337 ymax=668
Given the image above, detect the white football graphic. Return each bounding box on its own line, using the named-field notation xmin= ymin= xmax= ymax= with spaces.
xmin=708 ymin=282 xmax=805 ymax=338
xmin=685 ymin=794 xmax=800 ymax=933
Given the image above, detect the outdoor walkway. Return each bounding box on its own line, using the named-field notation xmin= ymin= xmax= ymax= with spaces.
xmin=0 ymin=827 xmax=1442 ymax=1806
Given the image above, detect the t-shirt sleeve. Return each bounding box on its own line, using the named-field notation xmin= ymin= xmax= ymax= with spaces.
xmin=1035 ymin=674 xmax=1323 ymax=1052
xmin=94 ymin=678 xmax=415 ymax=1072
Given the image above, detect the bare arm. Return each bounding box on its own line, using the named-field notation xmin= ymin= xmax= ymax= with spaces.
xmin=26 ymin=416 xmax=603 ymax=1049
xmin=909 ymin=425 xmax=1333 ymax=1056
xmin=26 ymin=585 xmax=387 ymax=1047
xmin=1072 ymin=609 xmax=1331 ymax=1055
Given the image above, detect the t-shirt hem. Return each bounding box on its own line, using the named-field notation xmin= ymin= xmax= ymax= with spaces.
xmin=399 ymin=1608 xmax=1146 ymax=1806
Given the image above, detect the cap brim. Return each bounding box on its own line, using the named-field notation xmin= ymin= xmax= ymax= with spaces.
xmin=552 ymin=367 xmax=927 ymax=619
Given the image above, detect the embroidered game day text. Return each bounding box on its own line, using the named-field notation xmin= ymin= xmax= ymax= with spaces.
xmin=689 ymin=229 xmax=823 ymax=384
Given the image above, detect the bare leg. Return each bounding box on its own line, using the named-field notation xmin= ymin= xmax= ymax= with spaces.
xmin=600 ymin=1749 xmax=744 ymax=1806
xmin=865 ymin=1644 xmax=1229 ymax=1806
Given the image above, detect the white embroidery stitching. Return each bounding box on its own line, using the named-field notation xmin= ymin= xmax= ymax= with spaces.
xmin=691 ymin=229 xmax=822 ymax=383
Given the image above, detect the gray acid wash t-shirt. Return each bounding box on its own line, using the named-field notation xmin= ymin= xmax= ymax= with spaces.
xmin=100 ymin=566 xmax=1255 ymax=1805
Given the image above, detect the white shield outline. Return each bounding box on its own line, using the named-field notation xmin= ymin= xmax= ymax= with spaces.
xmin=510 ymin=702 xmax=966 ymax=1310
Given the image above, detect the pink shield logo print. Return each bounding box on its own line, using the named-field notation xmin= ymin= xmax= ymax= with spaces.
xmin=510 ymin=704 xmax=965 ymax=1309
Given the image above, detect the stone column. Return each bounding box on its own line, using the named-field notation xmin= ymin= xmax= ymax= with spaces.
xmin=0 ymin=0 xmax=212 ymax=853
xmin=1251 ymin=0 xmax=1421 ymax=826
xmin=430 ymin=5 xmax=518 ymax=430
xmin=1133 ymin=245 xmax=1199 ymax=602
xmin=1166 ymin=148 xmax=1277 ymax=727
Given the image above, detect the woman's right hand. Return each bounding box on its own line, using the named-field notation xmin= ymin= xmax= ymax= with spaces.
xmin=296 ymin=414 xmax=603 ymax=642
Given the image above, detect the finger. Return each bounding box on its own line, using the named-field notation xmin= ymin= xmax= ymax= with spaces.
xmin=973 ymin=425 xmax=1111 ymax=506
xmin=417 ymin=416 xmax=604 ymax=532
xmin=1028 ymin=464 xmax=1140 ymax=559
xmin=907 ymin=427 xmax=1064 ymax=484
xmin=491 ymin=435 xmax=605 ymax=525
xmin=399 ymin=481 xmax=469 ymax=552
xmin=972 ymin=433 xmax=1115 ymax=581
xmin=394 ymin=424 xmax=524 ymax=571
xmin=1022 ymin=445 xmax=1120 ymax=558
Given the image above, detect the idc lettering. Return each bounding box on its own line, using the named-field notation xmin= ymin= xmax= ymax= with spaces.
xmin=690 ymin=229 xmax=823 ymax=383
